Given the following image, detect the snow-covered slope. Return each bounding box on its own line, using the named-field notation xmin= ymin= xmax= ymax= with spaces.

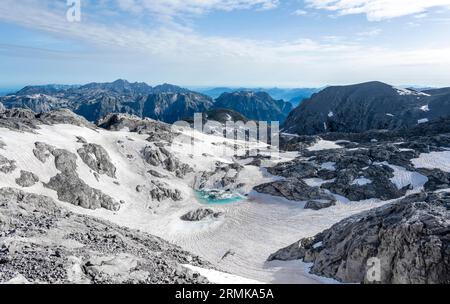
xmin=2 ymin=110 xmax=448 ymax=284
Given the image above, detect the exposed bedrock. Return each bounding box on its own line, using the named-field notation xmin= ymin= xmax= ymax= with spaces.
xmin=149 ymin=180 xmax=182 ymax=202
xmin=0 ymin=154 xmax=16 ymax=174
xmin=142 ymin=146 xmax=192 ymax=178
xmin=77 ymin=143 xmax=117 ymax=178
xmin=15 ymin=170 xmax=39 ymax=187
xmin=268 ymin=192 xmax=450 ymax=284
xmin=45 ymin=173 xmax=120 ymax=211
xmin=0 ymin=187 xmax=209 ymax=284
xmin=254 ymin=179 xmax=336 ymax=203
xmin=33 ymin=141 xmax=121 ymax=211
xmin=194 ymin=162 xmax=244 ymax=191
xmin=180 ymin=208 xmax=223 ymax=221
xmin=98 ymin=113 xmax=175 ymax=143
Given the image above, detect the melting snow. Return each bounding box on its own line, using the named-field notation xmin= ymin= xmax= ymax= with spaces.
xmin=381 ymin=163 xmax=428 ymax=190
xmin=183 ymin=265 xmax=263 ymax=284
xmin=308 ymin=140 xmax=342 ymax=151
xmin=411 ymin=151 xmax=450 ymax=172
xmin=420 ymin=105 xmax=430 ymax=112
xmin=321 ymin=162 xmax=336 ymax=171
xmin=351 ymin=177 xmax=372 ymax=186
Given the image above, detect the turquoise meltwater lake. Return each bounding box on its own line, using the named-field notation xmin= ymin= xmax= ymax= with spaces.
xmin=195 ymin=190 xmax=245 ymax=205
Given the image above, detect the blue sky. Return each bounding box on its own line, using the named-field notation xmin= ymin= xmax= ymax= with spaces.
xmin=1 ymin=0 xmax=450 ymax=88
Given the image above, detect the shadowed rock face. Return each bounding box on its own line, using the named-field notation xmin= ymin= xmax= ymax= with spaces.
xmin=0 ymin=188 xmax=210 ymax=284
xmin=77 ymin=143 xmax=117 ymax=178
xmin=269 ymin=192 xmax=450 ymax=284
xmin=45 ymin=173 xmax=120 ymax=211
xmin=142 ymin=146 xmax=193 ymax=178
xmin=33 ymin=142 xmax=121 ymax=212
xmin=181 ymin=209 xmax=223 ymax=221
xmin=283 ymin=81 xmax=450 ymax=135
xmin=0 ymin=108 xmax=94 ymax=132
xmin=254 ymin=179 xmax=336 ymax=203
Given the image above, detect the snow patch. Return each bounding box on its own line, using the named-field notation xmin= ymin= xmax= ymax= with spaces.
xmin=381 ymin=163 xmax=428 ymax=190
xmin=351 ymin=177 xmax=372 ymax=186
xmin=321 ymin=162 xmax=336 ymax=171
xmin=183 ymin=265 xmax=263 ymax=284
xmin=308 ymin=140 xmax=341 ymax=151
xmin=411 ymin=151 xmax=450 ymax=173
xmin=418 ymin=118 xmax=429 ymax=124
xmin=420 ymin=105 xmax=430 ymax=112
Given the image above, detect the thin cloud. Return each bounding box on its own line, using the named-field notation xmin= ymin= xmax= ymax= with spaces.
xmin=306 ymin=0 xmax=450 ymax=21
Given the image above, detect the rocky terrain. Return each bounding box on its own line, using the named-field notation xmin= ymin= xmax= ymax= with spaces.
xmin=283 ymin=81 xmax=450 ymax=135
xmin=0 ymin=188 xmax=209 ymax=284
xmin=263 ymin=117 xmax=450 ymax=283
xmin=268 ymin=192 xmax=450 ymax=284
xmin=0 ymin=100 xmax=449 ymax=284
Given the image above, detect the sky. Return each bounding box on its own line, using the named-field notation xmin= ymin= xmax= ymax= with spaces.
xmin=1 ymin=0 xmax=450 ymax=88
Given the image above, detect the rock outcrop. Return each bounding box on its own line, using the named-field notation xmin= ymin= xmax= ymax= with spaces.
xmin=268 ymin=192 xmax=450 ymax=284
xmin=180 ymin=208 xmax=223 ymax=221
xmin=148 ymin=180 xmax=182 ymax=202
xmin=142 ymin=146 xmax=192 ymax=178
xmin=0 ymin=188 xmax=209 ymax=284
xmin=33 ymin=142 xmax=121 ymax=211
xmin=254 ymin=179 xmax=336 ymax=204
xmin=0 ymin=154 xmax=16 ymax=174
xmin=15 ymin=170 xmax=39 ymax=187
xmin=77 ymin=143 xmax=117 ymax=178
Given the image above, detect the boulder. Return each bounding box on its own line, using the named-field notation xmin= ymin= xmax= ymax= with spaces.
xmin=180 ymin=208 xmax=223 ymax=221
xmin=15 ymin=170 xmax=39 ymax=187
xmin=269 ymin=192 xmax=450 ymax=284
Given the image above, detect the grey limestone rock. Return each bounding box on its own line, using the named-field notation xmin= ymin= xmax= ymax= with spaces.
xmin=15 ymin=170 xmax=39 ymax=187
xmin=268 ymin=192 xmax=450 ymax=284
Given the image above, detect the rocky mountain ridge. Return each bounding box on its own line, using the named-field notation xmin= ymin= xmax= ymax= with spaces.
xmin=283 ymin=81 xmax=450 ymax=135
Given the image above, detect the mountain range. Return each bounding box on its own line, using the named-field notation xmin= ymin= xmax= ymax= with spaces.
xmin=197 ymin=87 xmax=319 ymax=106
xmin=0 ymin=79 xmax=293 ymax=123
xmin=283 ymin=81 xmax=450 ymax=135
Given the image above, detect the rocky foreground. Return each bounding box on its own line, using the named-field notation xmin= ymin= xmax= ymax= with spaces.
xmin=268 ymin=192 xmax=450 ymax=284
xmin=264 ymin=118 xmax=450 ymax=284
xmin=0 ymin=188 xmax=209 ymax=284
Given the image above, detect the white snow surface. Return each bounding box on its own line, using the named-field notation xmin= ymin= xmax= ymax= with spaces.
xmin=308 ymin=140 xmax=342 ymax=151
xmin=378 ymin=162 xmax=428 ymax=190
xmin=351 ymin=177 xmax=372 ymax=186
xmin=183 ymin=265 xmax=263 ymax=284
xmin=420 ymin=105 xmax=430 ymax=112
xmin=418 ymin=118 xmax=429 ymax=124
xmin=411 ymin=151 xmax=450 ymax=172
